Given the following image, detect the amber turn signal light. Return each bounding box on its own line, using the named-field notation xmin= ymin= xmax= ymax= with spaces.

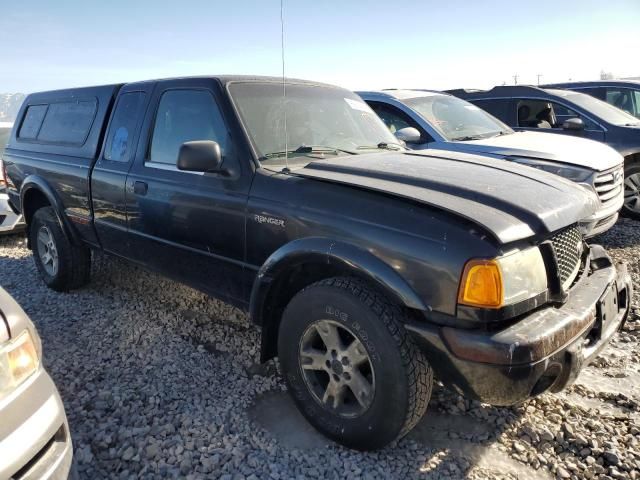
xmin=458 ymin=259 xmax=503 ymax=309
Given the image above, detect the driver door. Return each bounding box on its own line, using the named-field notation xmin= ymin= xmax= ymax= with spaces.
xmin=125 ymin=78 xmax=251 ymax=304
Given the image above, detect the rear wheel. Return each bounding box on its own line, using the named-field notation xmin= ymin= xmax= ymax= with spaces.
xmin=30 ymin=207 xmax=91 ymax=291
xmin=623 ymin=162 xmax=640 ymax=220
xmin=278 ymin=277 xmax=433 ymax=450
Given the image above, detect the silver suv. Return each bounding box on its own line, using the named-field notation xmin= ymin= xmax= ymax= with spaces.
xmin=0 ymin=286 xmax=73 ymax=479
xmin=359 ymin=89 xmax=625 ymax=237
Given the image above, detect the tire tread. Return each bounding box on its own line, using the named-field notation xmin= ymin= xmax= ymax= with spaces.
xmin=308 ymin=276 xmax=433 ymax=441
xmin=31 ymin=207 xmax=91 ymax=291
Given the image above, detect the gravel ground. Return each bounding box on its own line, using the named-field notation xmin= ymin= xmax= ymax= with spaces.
xmin=0 ymin=218 xmax=638 ymax=480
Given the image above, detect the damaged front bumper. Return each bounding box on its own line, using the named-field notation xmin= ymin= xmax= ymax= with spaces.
xmin=406 ymin=244 xmax=632 ymax=406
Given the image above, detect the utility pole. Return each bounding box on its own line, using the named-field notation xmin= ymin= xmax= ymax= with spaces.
xmin=513 ymin=74 xmax=519 ymax=85
xmin=537 ymin=74 xmax=543 ymax=85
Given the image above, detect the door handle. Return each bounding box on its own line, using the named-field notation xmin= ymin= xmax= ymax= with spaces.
xmin=133 ymin=181 xmax=148 ymax=195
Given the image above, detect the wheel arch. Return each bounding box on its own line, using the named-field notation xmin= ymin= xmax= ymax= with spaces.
xmin=250 ymin=237 xmax=428 ymax=362
xmin=20 ymin=176 xmax=80 ymax=248
xmin=624 ymin=151 xmax=640 ymax=165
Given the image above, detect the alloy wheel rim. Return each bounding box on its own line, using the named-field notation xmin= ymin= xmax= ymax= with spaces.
xmin=624 ymin=173 xmax=640 ymax=213
xmin=298 ymin=319 xmax=375 ymax=418
xmin=37 ymin=226 xmax=59 ymax=276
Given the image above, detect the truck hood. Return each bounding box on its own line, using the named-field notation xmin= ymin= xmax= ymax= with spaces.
xmin=459 ymin=131 xmax=622 ymax=171
xmin=295 ymin=150 xmax=598 ymax=244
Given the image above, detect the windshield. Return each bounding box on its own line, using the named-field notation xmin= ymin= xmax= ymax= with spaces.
xmin=228 ymin=82 xmax=399 ymax=169
xmin=403 ymin=94 xmax=512 ymax=141
xmin=548 ymin=89 xmax=640 ymax=126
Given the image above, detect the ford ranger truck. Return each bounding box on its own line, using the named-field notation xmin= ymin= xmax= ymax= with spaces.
xmin=2 ymin=76 xmax=632 ymax=451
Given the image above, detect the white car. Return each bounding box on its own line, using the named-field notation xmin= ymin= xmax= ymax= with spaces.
xmin=358 ymin=90 xmax=625 ymax=237
xmin=0 ymin=286 xmax=73 ymax=479
xmin=1 ymin=123 xmax=25 ymax=234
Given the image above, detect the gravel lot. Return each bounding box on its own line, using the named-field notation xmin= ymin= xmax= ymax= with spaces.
xmin=0 ymin=219 xmax=638 ymax=480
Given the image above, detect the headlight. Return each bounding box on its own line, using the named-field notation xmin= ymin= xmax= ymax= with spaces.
xmin=0 ymin=330 xmax=40 ymax=400
xmin=511 ymin=158 xmax=593 ymax=182
xmin=458 ymin=247 xmax=548 ymax=309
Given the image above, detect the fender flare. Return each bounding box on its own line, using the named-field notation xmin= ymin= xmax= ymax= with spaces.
xmin=622 ymin=150 xmax=640 ymax=164
xmin=20 ymin=175 xmax=81 ymax=245
xmin=249 ymin=236 xmax=428 ymax=326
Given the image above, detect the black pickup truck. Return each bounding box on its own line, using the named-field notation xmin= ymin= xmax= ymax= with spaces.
xmin=2 ymin=76 xmax=632 ymax=450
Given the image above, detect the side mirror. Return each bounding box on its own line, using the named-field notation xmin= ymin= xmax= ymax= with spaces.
xmin=177 ymin=141 xmax=224 ymax=173
xmin=562 ymin=118 xmax=585 ymax=131
xmin=394 ymin=127 xmax=422 ymax=144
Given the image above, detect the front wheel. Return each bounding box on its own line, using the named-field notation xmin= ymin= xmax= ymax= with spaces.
xmin=623 ymin=162 xmax=640 ymax=220
xmin=30 ymin=207 xmax=91 ymax=291
xmin=278 ymin=277 xmax=433 ymax=450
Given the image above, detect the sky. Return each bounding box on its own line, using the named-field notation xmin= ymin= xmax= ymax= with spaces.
xmin=0 ymin=0 xmax=639 ymax=94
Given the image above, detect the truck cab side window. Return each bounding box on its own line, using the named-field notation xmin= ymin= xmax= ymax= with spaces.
xmin=148 ymin=90 xmax=228 ymax=166
xmin=104 ymin=92 xmax=146 ymax=162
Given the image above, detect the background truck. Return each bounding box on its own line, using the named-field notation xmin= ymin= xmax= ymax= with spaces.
xmin=2 ymin=76 xmax=632 ymax=450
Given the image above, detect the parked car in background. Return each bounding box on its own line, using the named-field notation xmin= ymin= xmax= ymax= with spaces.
xmin=542 ymin=80 xmax=640 ymax=119
xmin=448 ymin=86 xmax=640 ymax=219
xmin=0 ymin=122 xmax=12 ymax=151
xmin=0 ymin=286 xmax=73 ymax=479
xmin=358 ymin=89 xmax=624 ymax=237
xmin=2 ymin=77 xmax=632 ymax=450
xmin=1 ymin=122 xmax=25 ymax=234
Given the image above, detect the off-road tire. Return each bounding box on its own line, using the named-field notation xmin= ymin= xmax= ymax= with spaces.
xmin=30 ymin=207 xmax=91 ymax=291
xmin=278 ymin=277 xmax=433 ymax=450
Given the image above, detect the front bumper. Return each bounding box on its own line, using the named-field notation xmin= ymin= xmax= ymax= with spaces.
xmin=0 ymin=192 xmax=25 ymax=234
xmin=406 ymin=245 xmax=632 ymax=405
xmin=580 ymin=170 xmax=624 ymax=238
xmin=0 ymin=367 xmax=73 ymax=480
xmin=580 ymin=212 xmax=618 ymax=239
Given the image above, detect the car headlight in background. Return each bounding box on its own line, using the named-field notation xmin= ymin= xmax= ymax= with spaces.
xmin=458 ymin=247 xmax=548 ymax=309
xmin=0 ymin=330 xmax=40 ymax=400
xmin=510 ymin=158 xmax=594 ymax=183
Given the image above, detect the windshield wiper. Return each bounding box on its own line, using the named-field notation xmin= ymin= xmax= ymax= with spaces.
xmin=356 ymin=142 xmax=404 ymax=151
xmin=486 ymin=130 xmax=512 ymax=138
xmin=261 ymin=145 xmax=357 ymax=160
xmin=451 ymin=135 xmax=485 ymax=141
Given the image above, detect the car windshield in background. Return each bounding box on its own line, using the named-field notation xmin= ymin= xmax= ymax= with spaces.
xmin=550 ymin=90 xmax=640 ymax=126
xmin=404 ymin=94 xmax=512 ymax=141
xmin=228 ymin=82 xmax=399 ymax=169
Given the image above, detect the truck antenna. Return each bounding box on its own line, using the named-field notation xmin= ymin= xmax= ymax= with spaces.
xmin=280 ymin=0 xmax=290 ymax=173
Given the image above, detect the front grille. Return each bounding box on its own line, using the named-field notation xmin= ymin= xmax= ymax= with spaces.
xmin=594 ymin=167 xmax=624 ymax=207
xmin=550 ymin=225 xmax=583 ymax=289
